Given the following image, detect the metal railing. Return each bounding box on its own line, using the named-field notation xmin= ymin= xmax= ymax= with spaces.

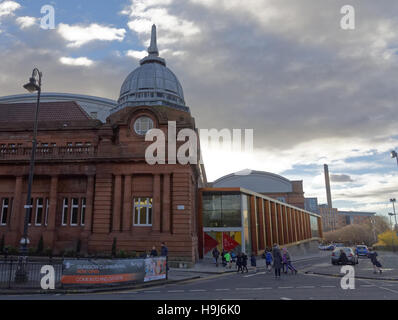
xmin=0 ymin=259 xmax=63 ymax=289
xmin=0 ymin=146 xmax=98 ymax=161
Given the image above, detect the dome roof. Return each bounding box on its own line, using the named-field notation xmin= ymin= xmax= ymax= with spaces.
xmin=212 ymin=170 xmax=293 ymax=193
xmin=115 ymin=25 xmax=189 ymax=113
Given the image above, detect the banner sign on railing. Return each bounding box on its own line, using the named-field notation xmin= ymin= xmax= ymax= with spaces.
xmin=61 ymin=257 xmax=167 ymax=285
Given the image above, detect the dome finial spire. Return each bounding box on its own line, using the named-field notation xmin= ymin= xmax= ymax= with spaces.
xmin=148 ymin=24 xmax=159 ymax=56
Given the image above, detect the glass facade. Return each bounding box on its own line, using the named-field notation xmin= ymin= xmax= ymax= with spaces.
xmin=201 ymin=190 xmax=321 ymax=257
xmin=202 ymin=194 xmax=241 ymax=228
xmin=310 ymin=215 xmax=319 ymax=238
xmin=242 ymin=195 xmax=252 ymax=254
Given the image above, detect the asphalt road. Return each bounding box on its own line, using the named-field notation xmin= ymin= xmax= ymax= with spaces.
xmin=1 ymin=255 xmax=398 ymax=300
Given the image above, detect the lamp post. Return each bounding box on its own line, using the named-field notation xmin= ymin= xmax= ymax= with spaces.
xmin=391 ymin=150 xmax=398 ymax=167
xmin=14 ymin=68 xmax=42 ymax=283
xmin=390 ymin=198 xmax=397 ymax=231
xmin=388 ymin=212 xmax=397 ymax=252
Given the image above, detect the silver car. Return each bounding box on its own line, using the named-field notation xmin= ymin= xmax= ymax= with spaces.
xmin=331 ymin=247 xmax=358 ymax=265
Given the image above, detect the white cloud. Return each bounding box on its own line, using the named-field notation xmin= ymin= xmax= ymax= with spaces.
xmin=59 ymin=56 xmax=94 ymax=67
xmin=124 ymin=0 xmax=200 ymax=49
xmin=16 ymin=16 xmax=37 ymax=29
xmin=57 ymin=23 xmax=126 ymax=48
xmin=0 ymin=0 xmax=20 ymax=17
xmin=126 ymin=49 xmax=147 ymax=60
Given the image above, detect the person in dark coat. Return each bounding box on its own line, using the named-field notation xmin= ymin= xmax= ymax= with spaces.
xmin=160 ymin=242 xmax=169 ymax=271
xmin=368 ymin=247 xmax=382 ymax=274
xmin=242 ymin=253 xmax=249 ymax=273
xmin=221 ymin=249 xmax=227 ymax=267
xmin=212 ymin=247 xmax=220 ymax=267
xmin=250 ymin=254 xmax=257 ymax=273
xmin=150 ymin=246 xmax=158 ymax=257
xmin=272 ymin=244 xmax=283 ymax=279
xmin=236 ymin=253 xmax=243 ymax=273
xmin=338 ymin=249 xmax=348 ymax=265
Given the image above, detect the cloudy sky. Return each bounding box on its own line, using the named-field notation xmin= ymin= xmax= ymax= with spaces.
xmin=0 ymin=0 xmax=398 ymax=217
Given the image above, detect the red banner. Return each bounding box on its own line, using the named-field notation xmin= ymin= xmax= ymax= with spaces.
xmin=204 ymin=233 xmax=219 ymax=254
xmin=223 ymin=233 xmax=240 ymax=252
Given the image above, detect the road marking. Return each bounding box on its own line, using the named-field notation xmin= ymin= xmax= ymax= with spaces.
xmin=320 ymin=285 xmax=337 ymax=288
xmin=377 ymin=286 xmax=398 ymax=294
xmin=360 ymin=285 xmax=375 ymax=287
xmin=144 ymin=290 xmax=161 ymax=293
xmin=167 ymin=290 xmax=185 ymax=293
xmin=189 ymin=289 xmax=207 ymax=292
xmin=243 ymin=271 xmax=266 ymax=277
xmin=215 ymin=288 xmax=230 ymax=291
xmin=296 ymin=286 xmax=315 ymax=289
xmin=278 ymin=287 xmax=294 ymax=289
xmin=280 ymin=297 xmax=292 ymax=300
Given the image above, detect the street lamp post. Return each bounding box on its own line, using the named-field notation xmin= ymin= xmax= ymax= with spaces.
xmin=14 ymin=68 xmax=42 ymax=283
xmin=390 ymin=198 xmax=397 ymax=231
xmin=388 ymin=212 xmax=397 ymax=252
xmin=391 ymin=150 xmax=398 ymax=167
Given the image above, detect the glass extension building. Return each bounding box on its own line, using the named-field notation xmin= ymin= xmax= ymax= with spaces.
xmin=198 ymin=188 xmax=323 ymax=258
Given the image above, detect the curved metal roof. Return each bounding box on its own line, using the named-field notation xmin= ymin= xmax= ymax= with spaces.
xmin=212 ymin=169 xmax=293 ymax=193
xmin=0 ymin=93 xmax=117 ymax=123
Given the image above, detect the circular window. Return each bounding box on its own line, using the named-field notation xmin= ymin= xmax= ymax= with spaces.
xmin=134 ymin=116 xmax=154 ymax=135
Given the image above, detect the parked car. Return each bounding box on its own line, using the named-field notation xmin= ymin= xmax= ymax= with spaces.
xmin=331 ymin=247 xmax=358 ymax=265
xmin=334 ymin=243 xmax=344 ymax=248
xmin=319 ymin=243 xmax=335 ymax=250
xmin=355 ymin=245 xmax=369 ymax=257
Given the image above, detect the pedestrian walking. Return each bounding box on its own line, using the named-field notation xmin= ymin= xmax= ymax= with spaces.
xmin=272 ymin=244 xmax=283 ymax=279
xmin=338 ymin=249 xmax=348 ymax=265
xmin=161 ymin=242 xmax=169 ymax=271
xmin=265 ymin=249 xmax=273 ymax=273
xmin=250 ymin=253 xmax=257 ymax=272
xmin=212 ymin=247 xmax=220 ymax=267
xmin=221 ymin=249 xmax=227 ymax=267
xmin=368 ymin=247 xmax=382 ymax=274
xmin=242 ymin=253 xmax=249 ymax=273
xmin=282 ymin=248 xmax=297 ymax=274
xmin=150 ymin=246 xmax=158 ymax=257
xmin=224 ymin=251 xmax=232 ymax=269
xmin=236 ymin=253 xmax=243 ymax=273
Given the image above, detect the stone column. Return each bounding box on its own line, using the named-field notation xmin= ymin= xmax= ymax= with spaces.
xmin=122 ymin=175 xmax=132 ymax=231
xmin=162 ymin=173 xmax=171 ymax=233
xmin=84 ymin=175 xmax=95 ymax=232
xmin=44 ymin=175 xmax=58 ymax=248
xmin=152 ymin=174 xmax=161 ymax=232
xmin=47 ymin=175 xmax=58 ymax=230
xmin=112 ymin=175 xmax=122 ymax=232
xmin=10 ymin=176 xmax=23 ymax=232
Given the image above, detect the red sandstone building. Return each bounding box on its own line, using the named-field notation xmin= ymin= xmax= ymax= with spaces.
xmin=0 ymin=26 xmax=205 ymax=264
xmin=0 ymin=26 xmax=322 ymax=264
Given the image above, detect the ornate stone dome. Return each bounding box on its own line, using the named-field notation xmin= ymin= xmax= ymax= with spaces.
xmin=115 ymin=25 xmax=188 ymax=113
